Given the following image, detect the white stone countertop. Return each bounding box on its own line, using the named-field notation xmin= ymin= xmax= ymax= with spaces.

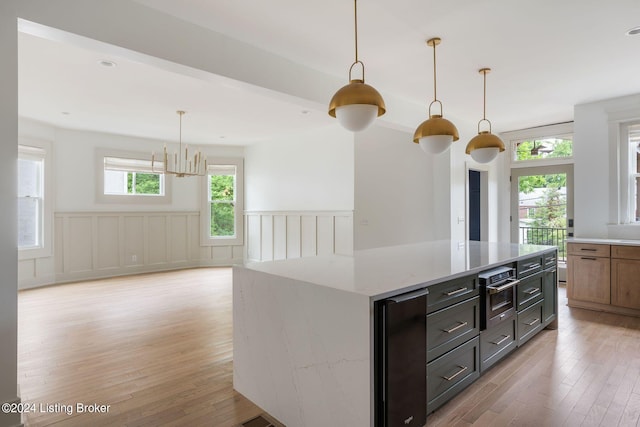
xmin=567 ymin=237 xmax=640 ymax=246
xmin=237 ymin=240 xmax=555 ymax=301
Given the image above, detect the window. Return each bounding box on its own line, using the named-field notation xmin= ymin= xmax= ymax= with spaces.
xmin=628 ymin=123 xmax=640 ymax=222
xmin=18 ymin=146 xmax=44 ymax=249
xmin=103 ymin=157 xmax=164 ymax=196
xmin=201 ymin=158 xmax=243 ymax=246
xmin=18 ymin=142 xmax=52 ymax=259
xmin=96 ymin=149 xmax=171 ymax=204
xmin=512 ymin=136 xmax=573 ymax=162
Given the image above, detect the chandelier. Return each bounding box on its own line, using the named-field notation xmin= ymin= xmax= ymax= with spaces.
xmin=152 ymin=110 xmax=206 ymax=177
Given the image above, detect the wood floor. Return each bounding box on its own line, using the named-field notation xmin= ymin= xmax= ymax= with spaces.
xmin=17 ymin=268 xmax=640 ymax=426
xmin=18 ymin=268 xmax=262 ymax=427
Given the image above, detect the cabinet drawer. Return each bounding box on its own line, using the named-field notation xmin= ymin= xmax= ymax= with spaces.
xmin=427 ymin=275 xmax=478 ymax=314
xmin=543 ymin=250 xmax=558 ymax=270
xmin=517 ymin=300 xmax=544 ymax=346
xmin=427 ymin=296 xmax=479 ymax=362
xmin=427 ymin=336 xmax=480 ymax=414
xmin=517 ymin=273 xmax=543 ymax=311
xmin=567 ymin=242 xmax=610 ymax=257
xmin=612 ymin=245 xmax=640 ymax=260
xmin=517 ymin=255 xmax=543 ymax=279
xmin=480 ymin=316 xmax=517 ymax=372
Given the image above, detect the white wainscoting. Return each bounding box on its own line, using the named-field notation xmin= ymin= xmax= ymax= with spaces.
xmin=245 ymin=211 xmax=354 ymax=262
xmin=25 ymin=211 xmax=244 ymax=287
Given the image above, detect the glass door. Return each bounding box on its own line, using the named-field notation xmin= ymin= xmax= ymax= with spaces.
xmin=510 ymin=164 xmax=574 ymax=261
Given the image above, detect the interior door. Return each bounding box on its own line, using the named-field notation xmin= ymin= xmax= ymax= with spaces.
xmin=510 ymin=164 xmax=574 ymax=260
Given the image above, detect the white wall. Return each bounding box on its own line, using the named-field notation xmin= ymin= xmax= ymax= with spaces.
xmin=574 ymin=93 xmax=640 ymax=239
xmin=245 ymin=126 xmax=354 ymax=212
xmin=53 ymin=126 xmax=244 ymax=212
xmin=354 ymin=124 xmax=436 ymax=250
xmin=17 ymin=119 xmax=246 ymax=289
xmin=0 ymin=3 xmax=20 ymax=426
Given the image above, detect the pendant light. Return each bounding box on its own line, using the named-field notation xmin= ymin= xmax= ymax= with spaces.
xmin=413 ymin=38 xmax=459 ymax=154
xmin=328 ymin=0 xmax=385 ymax=132
xmin=465 ymin=68 xmax=505 ymax=163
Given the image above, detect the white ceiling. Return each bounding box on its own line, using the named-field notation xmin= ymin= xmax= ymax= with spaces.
xmin=18 ymin=0 xmax=640 ymax=146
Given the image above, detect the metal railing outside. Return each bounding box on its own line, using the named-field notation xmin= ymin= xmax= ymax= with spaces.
xmin=519 ymin=226 xmax=567 ymax=261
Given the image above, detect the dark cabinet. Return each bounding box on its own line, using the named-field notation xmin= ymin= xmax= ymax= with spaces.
xmin=427 ymin=296 xmax=480 ymax=362
xmin=480 ymin=315 xmax=517 ymax=371
xmin=376 ymin=288 xmax=428 ymax=427
xmin=427 ymin=336 xmax=480 ymax=414
xmin=517 ymin=300 xmax=544 ymax=345
xmin=516 ymin=272 xmax=543 ymax=311
xmin=542 ymin=267 xmax=557 ymax=325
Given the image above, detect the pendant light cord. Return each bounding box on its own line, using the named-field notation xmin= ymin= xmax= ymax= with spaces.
xmin=482 ymin=70 xmax=487 ymax=120
xmin=354 ymin=0 xmax=359 ymax=63
xmin=432 ymin=41 xmax=437 ymax=102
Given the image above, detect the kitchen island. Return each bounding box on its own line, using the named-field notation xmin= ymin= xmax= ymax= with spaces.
xmin=233 ymin=240 xmax=557 ymax=427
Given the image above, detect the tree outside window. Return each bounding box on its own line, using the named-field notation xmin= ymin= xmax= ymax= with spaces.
xmin=209 ymin=166 xmax=236 ymax=237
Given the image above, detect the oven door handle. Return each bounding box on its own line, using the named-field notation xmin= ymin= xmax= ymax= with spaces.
xmin=487 ymin=278 xmax=520 ymax=294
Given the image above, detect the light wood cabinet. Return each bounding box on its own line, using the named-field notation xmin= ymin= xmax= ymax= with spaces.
xmin=612 ymin=245 xmax=640 ymax=309
xmin=567 ymin=243 xmax=611 ymax=305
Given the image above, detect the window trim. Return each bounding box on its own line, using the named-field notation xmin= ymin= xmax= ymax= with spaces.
xmin=96 ymin=148 xmax=172 ymax=204
xmin=617 ymin=121 xmax=640 ymax=224
xmin=200 ymin=157 xmax=244 ymax=247
xmin=18 ymin=139 xmax=53 ymax=260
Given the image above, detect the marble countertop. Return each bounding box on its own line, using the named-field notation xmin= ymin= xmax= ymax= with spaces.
xmin=567 ymin=237 xmax=640 ymax=246
xmin=238 ymin=240 xmax=555 ymax=300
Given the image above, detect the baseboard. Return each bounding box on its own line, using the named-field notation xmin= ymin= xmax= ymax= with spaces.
xmin=1 ymin=395 xmax=24 ymax=427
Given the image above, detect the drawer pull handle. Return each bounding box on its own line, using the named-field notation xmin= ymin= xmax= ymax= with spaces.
xmin=442 ymin=365 xmax=468 ymax=381
xmin=525 ymin=288 xmax=540 ymax=295
xmin=444 ymin=287 xmax=468 ymax=296
xmin=443 ymin=321 xmax=468 ymax=334
xmin=491 ymin=335 xmax=510 ymax=346
xmin=525 ymin=318 xmax=540 ymax=326
xmin=488 ymin=278 xmax=520 ymax=294
xmin=581 ymin=257 xmax=597 ymax=261
xmin=523 ymin=263 xmax=541 ymax=271
xmin=580 ymin=248 xmax=597 ymax=251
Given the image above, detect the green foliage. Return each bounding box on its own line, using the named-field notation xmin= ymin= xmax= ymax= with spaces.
xmin=210 ymin=175 xmax=235 ymax=236
xmin=519 ymin=173 xmax=566 ymax=193
xmin=515 ymin=138 xmax=573 ymax=162
xmin=134 ymin=173 xmax=160 ymax=194
xmin=126 ymin=172 xmax=160 ymax=195
xmin=211 ymin=203 xmax=235 ymax=236
xmin=211 ymin=175 xmax=234 ymax=200
xmin=530 ymin=187 xmax=567 ymax=229
xmin=524 ymin=187 xmax=567 ymax=258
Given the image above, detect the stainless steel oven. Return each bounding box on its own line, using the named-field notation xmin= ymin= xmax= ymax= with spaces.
xmin=478 ymin=266 xmax=519 ymax=330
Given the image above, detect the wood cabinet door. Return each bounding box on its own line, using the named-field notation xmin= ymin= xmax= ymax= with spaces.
xmin=567 ymin=255 xmax=610 ymax=304
xmin=612 ymin=259 xmax=640 ymax=309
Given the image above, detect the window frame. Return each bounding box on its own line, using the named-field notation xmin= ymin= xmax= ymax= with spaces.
xmin=96 ymin=148 xmax=172 ymax=204
xmin=619 ymin=121 xmax=640 ymax=224
xmin=200 ymin=157 xmax=244 ymax=246
xmin=18 ymin=140 xmax=53 ymax=260
xmin=504 ymin=122 xmax=575 ymax=169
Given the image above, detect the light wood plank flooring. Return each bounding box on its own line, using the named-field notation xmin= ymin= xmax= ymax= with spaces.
xmin=18 ymin=268 xmax=262 ymax=427
xmin=18 ymin=268 xmax=640 ymax=426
